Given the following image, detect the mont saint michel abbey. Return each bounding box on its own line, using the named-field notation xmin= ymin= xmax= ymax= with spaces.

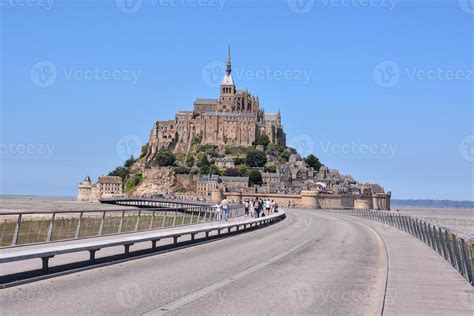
xmin=144 ymin=46 xmax=286 ymax=161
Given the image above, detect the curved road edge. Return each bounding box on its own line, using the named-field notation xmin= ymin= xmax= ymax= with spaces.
xmin=323 ymin=211 xmax=474 ymax=314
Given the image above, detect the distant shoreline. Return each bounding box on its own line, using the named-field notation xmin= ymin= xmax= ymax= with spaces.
xmin=0 ymin=194 xmax=75 ymax=200
xmin=392 ymin=199 xmax=474 ymax=209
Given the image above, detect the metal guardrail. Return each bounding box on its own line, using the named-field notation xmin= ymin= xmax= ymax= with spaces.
xmin=0 ymin=203 xmax=244 ymax=248
xmin=323 ymin=208 xmax=474 ymax=286
xmin=0 ymin=210 xmax=286 ymax=285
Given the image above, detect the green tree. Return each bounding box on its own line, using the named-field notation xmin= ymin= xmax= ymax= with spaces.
xmin=125 ymin=174 xmax=143 ymax=193
xmin=225 ymin=167 xmax=243 ymax=177
xmin=173 ymin=166 xmax=190 ymax=174
xmin=245 ymin=148 xmax=267 ymax=167
xmin=304 ymin=154 xmax=323 ymax=170
xmin=139 ymin=144 xmax=149 ymax=159
xmin=200 ymin=165 xmax=210 ymax=175
xmin=108 ymin=166 xmax=129 ymax=181
xmin=154 ymin=149 xmax=176 ymax=166
xmin=265 ymin=164 xmax=277 ymax=173
xmin=248 ymin=170 xmax=263 ymax=186
xmin=197 ymin=153 xmax=210 ymax=167
xmin=185 ymin=156 xmax=195 ymax=167
xmin=254 ymin=133 xmax=270 ymax=147
xmin=124 ymin=155 xmax=136 ymax=169
xmin=209 ymin=165 xmax=220 ymax=175
xmin=233 ymin=157 xmax=245 ymax=165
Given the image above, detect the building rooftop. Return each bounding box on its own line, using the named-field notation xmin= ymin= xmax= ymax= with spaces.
xmin=97 ymin=176 xmax=122 ymax=184
xmin=194 ymin=98 xmax=218 ymax=104
xmin=215 ymin=157 xmax=234 ymax=162
xmin=221 ymin=176 xmax=249 ymax=182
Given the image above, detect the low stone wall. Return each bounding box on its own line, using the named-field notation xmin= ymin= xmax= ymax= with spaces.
xmin=223 ymin=190 xmax=391 ymax=210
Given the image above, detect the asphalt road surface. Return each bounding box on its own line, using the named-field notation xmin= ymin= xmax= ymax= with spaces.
xmin=1 ymin=209 xmax=386 ymax=315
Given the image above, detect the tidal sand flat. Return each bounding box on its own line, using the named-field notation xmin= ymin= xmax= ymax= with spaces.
xmin=0 ymin=195 xmax=136 ymax=213
xmin=393 ymin=205 xmax=474 ymax=236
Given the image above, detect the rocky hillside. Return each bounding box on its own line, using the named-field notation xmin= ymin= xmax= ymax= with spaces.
xmin=132 ymin=167 xmax=180 ymax=196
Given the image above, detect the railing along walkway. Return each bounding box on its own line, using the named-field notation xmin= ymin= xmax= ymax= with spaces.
xmin=322 ymin=208 xmax=474 ymax=286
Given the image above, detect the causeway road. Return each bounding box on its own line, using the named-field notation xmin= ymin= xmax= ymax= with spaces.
xmin=0 ymin=209 xmax=391 ymax=315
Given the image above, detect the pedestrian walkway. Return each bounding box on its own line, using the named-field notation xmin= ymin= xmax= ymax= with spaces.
xmin=343 ymin=215 xmax=473 ymax=315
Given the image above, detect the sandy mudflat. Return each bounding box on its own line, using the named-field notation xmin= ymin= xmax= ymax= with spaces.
xmin=392 ymin=205 xmax=474 ymax=237
xmin=0 ymin=195 xmax=136 ymax=213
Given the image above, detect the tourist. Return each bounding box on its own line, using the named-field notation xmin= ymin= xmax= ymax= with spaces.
xmin=220 ymin=197 xmax=229 ymax=221
xmin=254 ymin=198 xmax=260 ymax=218
xmin=244 ymin=200 xmax=249 ymax=216
xmin=215 ymin=203 xmax=222 ymax=220
xmin=265 ymin=199 xmax=271 ymax=214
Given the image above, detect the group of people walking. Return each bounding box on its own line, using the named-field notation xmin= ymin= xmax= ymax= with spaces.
xmin=214 ymin=197 xmax=278 ymax=222
xmin=244 ymin=198 xmax=278 ymax=218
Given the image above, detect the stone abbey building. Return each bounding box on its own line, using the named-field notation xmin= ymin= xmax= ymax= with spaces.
xmin=144 ymin=46 xmax=286 ymax=162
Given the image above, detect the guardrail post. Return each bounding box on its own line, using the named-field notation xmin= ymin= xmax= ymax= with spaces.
xmin=124 ymin=243 xmax=133 ymax=256
xmin=134 ymin=210 xmax=142 ymax=231
xmin=459 ymin=239 xmax=473 ymax=284
xmin=190 ymin=209 xmax=195 ymax=224
xmin=172 ymin=211 xmax=177 ymax=226
xmin=75 ymin=212 xmax=83 ymax=239
xmin=10 ymin=213 xmax=22 ymax=246
xmin=149 ymin=211 xmax=155 ymax=230
xmin=162 ymin=211 xmax=167 ymax=228
xmin=445 ymin=230 xmax=456 ymax=267
xmin=98 ymin=211 xmax=106 ymax=236
xmin=89 ymin=249 xmax=99 ymax=263
xmin=452 ymin=236 xmax=465 ymax=276
xmin=181 ymin=210 xmax=186 ymax=225
xmin=46 ymin=213 xmax=56 ymax=242
xmin=152 ymin=239 xmax=160 ymax=249
xmin=41 ymin=256 xmax=54 ymax=273
xmin=118 ymin=210 xmax=125 ymax=233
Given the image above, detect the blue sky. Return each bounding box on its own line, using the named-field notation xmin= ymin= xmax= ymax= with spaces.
xmin=0 ymin=0 xmax=473 ymax=200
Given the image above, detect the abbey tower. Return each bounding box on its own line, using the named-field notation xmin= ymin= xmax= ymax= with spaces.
xmin=145 ymin=46 xmax=286 ymax=162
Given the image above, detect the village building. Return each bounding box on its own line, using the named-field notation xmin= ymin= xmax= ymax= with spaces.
xmin=77 ymin=176 xmax=123 ymax=201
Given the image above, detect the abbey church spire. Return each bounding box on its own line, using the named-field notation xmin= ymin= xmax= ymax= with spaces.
xmin=221 ymin=43 xmax=235 ymax=87
xmin=226 ymin=42 xmax=232 ymax=75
